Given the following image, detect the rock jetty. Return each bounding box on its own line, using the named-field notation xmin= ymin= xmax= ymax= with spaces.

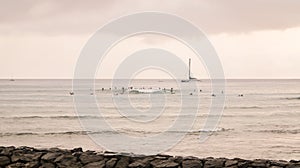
xmin=0 ymin=146 xmax=299 ymax=168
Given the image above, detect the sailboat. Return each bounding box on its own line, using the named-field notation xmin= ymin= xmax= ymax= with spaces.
xmin=181 ymin=58 xmax=197 ymax=82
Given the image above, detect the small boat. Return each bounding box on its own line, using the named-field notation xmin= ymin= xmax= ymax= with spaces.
xmin=181 ymin=58 xmax=198 ymax=82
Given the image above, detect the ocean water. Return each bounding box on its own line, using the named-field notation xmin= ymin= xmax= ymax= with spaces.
xmin=0 ymin=79 xmax=299 ymax=160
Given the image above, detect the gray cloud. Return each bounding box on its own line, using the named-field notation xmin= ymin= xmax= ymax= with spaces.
xmin=0 ymin=0 xmax=300 ymax=35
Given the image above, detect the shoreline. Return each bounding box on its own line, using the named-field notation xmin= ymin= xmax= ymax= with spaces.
xmin=0 ymin=146 xmax=299 ymax=168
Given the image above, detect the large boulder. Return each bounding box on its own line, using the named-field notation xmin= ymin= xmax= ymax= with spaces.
xmin=41 ymin=152 xmax=62 ymax=162
xmin=115 ymin=156 xmax=130 ymax=168
xmin=6 ymin=162 xmax=26 ymax=168
xmin=0 ymin=155 xmax=11 ymax=166
xmin=251 ymin=159 xmax=268 ymax=167
xmin=225 ymin=160 xmax=238 ymax=167
xmin=270 ymin=160 xmax=288 ymax=167
xmin=0 ymin=146 xmax=15 ymax=156
xmin=54 ymin=153 xmax=82 ymax=168
xmin=204 ymin=158 xmax=225 ymax=168
xmin=24 ymin=161 xmax=40 ymax=168
xmin=182 ymin=159 xmax=203 ymax=168
xmin=39 ymin=162 xmax=56 ymax=168
xmin=79 ymin=153 xmax=104 ymax=165
xmin=106 ymin=158 xmax=118 ymax=168
xmin=83 ymin=160 xmax=106 ymax=168
xmin=129 ymin=157 xmax=154 ymax=168
xmin=11 ymin=152 xmax=43 ymax=162
xmin=150 ymin=159 xmax=179 ymax=168
xmin=286 ymin=163 xmax=300 ymax=168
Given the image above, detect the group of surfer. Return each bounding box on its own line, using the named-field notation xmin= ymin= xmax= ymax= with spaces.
xmin=69 ymin=87 xmax=244 ymax=97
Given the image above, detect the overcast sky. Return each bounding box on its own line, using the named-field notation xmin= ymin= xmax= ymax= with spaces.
xmin=0 ymin=0 xmax=300 ymax=79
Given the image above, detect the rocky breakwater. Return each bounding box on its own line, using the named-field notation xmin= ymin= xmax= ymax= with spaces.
xmin=0 ymin=146 xmax=299 ymax=168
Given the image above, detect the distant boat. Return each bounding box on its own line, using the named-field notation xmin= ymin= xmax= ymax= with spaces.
xmin=9 ymin=79 xmax=15 ymax=81
xmin=181 ymin=58 xmax=197 ymax=82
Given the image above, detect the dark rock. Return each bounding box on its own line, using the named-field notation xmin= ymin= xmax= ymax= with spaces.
xmin=238 ymin=160 xmax=252 ymax=168
xmin=83 ymin=160 xmax=106 ymax=168
xmin=0 ymin=146 xmax=15 ymax=156
xmin=6 ymin=162 xmax=26 ymax=168
xmin=59 ymin=162 xmax=82 ymax=168
xmin=86 ymin=150 xmax=96 ymax=154
xmin=106 ymin=158 xmax=118 ymax=168
xmin=204 ymin=158 xmax=225 ymax=168
xmin=72 ymin=151 xmax=83 ymax=158
xmin=39 ymin=162 xmax=56 ymax=168
xmin=48 ymin=147 xmax=62 ymax=152
xmin=269 ymin=166 xmax=283 ymax=168
xmin=71 ymin=147 xmax=83 ymax=153
xmin=25 ymin=161 xmax=40 ymax=168
xmin=115 ymin=156 xmax=130 ymax=168
xmin=0 ymin=155 xmax=11 ymax=166
xmin=31 ymin=152 xmax=44 ymax=160
xmin=130 ymin=156 xmax=148 ymax=162
xmin=270 ymin=160 xmax=288 ymax=167
xmin=79 ymin=150 xmax=97 ymax=157
xmin=54 ymin=154 xmax=82 ymax=168
xmin=79 ymin=153 xmax=104 ymax=165
xmin=182 ymin=159 xmax=202 ymax=168
xmin=11 ymin=149 xmax=23 ymax=155
xmin=56 ymin=153 xmax=76 ymax=162
xmin=233 ymin=158 xmax=245 ymax=162
xmin=48 ymin=147 xmax=70 ymax=154
xmin=225 ymin=160 xmax=238 ymax=167
xmin=150 ymin=159 xmax=179 ymax=168
xmin=41 ymin=152 xmax=62 ymax=162
xmin=32 ymin=148 xmax=49 ymax=153
xmin=129 ymin=157 xmax=154 ymax=168
xmin=1 ymin=146 xmax=300 ymax=168
xmin=286 ymin=163 xmax=300 ymax=168
xmin=226 ymin=166 xmax=238 ymax=168
xmin=11 ymin=152 xmax=43 ymax=162
xmin=290 ymin=160 xmax=300 ymax=163
xmin=251 ymin=159 xmax=268 ymax=167
xmin=128 ymin=161 xmax=149 ymax=168
xmin=172 ymin=156 xmax=183 ymax=164
xmin=17 ymin=146 xmax=35 ymax=153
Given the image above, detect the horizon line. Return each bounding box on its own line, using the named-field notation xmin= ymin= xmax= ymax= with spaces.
xmin=1 ymin=78 xmax=300 ymax=80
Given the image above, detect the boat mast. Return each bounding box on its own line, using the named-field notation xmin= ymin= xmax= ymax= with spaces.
xmin=188 ymin=58 xmax=191 ymax=80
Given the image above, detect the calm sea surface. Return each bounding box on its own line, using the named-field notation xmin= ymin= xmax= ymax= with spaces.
xmin=0 ymin=79 xmax=299 ymax=160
